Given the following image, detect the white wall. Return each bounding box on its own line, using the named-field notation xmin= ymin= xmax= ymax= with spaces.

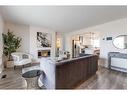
xmin=0 ymin=14 xmax=4 ymax=73
xmin=29 ymin=26 xmax=56 ymax=61
xmin=4 ymin=22 xmax=30 ymax=53
xmin=3 ymin=17 xmax=127 ymax=67
xmin=56 ymin=32 xmax=64 ymax=51
xmin=4 ymin=22 xmax=60 ymax=62
xmin=65 ymin=18 xmax=127 ymax=67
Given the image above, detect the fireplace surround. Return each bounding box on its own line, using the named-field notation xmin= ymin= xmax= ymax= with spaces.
xmin=38 ymin=50 xmax=51 ymax=58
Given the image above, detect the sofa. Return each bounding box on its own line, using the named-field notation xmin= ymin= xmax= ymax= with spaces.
xmin=40 ymin=55 xmax=98 ymax=89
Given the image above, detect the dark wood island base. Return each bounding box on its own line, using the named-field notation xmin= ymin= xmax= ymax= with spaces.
xmin=40 ymin=55 xmax=98 ymax=89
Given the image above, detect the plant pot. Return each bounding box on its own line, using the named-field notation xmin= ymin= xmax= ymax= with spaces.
xmin=5 ymin=61 xmax=14 ymax=68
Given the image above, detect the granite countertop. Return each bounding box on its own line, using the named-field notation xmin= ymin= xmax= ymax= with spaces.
xmin=108 ymin=52 xmax=127 ymax=59
xmin=39 ymin=54 xmax=96 ymax=66
xmin=55 ymin=54 xmax=95 ymax=65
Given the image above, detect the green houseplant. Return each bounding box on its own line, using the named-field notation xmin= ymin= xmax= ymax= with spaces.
xmin=2 ymin=30 xmax=22 ymax=61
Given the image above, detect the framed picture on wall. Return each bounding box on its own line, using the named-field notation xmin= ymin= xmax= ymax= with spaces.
xmin=37 ymin=32 xmax=52 ymax=48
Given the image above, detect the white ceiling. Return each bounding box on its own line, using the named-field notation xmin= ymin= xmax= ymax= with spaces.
xmin=1 ymin=6 xmax=127 ymax=32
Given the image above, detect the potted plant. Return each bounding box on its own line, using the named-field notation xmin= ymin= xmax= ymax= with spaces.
xmin=2 ymin=30 xmax=22 ymax=68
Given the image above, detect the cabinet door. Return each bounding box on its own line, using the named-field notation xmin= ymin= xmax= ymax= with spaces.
xmin=90 ymin=56 xmax=98 ymax=75
xmin=87 ymin=57 xmax=91 ymax=77
xmin=111 ymin=58 xmax=127 ymax=69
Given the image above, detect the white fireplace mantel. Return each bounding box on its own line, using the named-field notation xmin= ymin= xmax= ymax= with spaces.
xmin=37 ymin=47 xmax=51 ymax=51
xmin=29 ymin=26 xmax=56 ymax=62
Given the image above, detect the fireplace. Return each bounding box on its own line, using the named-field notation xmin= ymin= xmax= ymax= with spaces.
xmin=38 ymin=50 xmax=51 ymax=58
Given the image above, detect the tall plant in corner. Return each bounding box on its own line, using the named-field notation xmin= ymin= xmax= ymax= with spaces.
xmin=2 ymin=30 xmax=22 ymax=61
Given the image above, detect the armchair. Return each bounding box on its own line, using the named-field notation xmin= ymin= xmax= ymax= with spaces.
xmin=11 ymin=52 xmax=33 ymax=69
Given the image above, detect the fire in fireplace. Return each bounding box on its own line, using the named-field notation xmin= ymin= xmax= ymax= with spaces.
xmin=38 ymin=50 xmax=51 ymax=58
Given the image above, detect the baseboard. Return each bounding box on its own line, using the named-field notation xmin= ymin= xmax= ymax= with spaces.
xmin=111 ymin=66 xmax=127 ymax=73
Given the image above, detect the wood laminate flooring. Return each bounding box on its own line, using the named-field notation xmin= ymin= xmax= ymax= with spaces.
xmin=77 ymin=67 xmax=127 ymax=89
xmin=0 ymin=68 xmax=27 ymax=89
xmin=1 ymin=66 xmax=127 ymax=89
xmin=0 ymin=68 xmax=44 ymax=89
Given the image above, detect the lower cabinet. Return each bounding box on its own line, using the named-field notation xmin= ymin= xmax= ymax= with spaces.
xmin=79 ymin=56 xmax=98 ymax=82
xmin=111 ymin=58 xmax=127 ymax=72
xmin=86 ymin=56 xmax=98 ymax=78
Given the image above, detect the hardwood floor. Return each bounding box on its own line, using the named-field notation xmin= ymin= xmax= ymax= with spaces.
xmin=0 ymin=68 xmax=43 ymax=89
xmin=1 ymin=66 xmax=127 ymax=89
xmin=77 ymin=67 xmax=127 ymax=89
xmin=0 ymin=68 xmax=27 ymax=89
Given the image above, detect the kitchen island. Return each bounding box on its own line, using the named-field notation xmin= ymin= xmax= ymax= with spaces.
xmin=39 ymin=54 xmax=98 ymax=89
